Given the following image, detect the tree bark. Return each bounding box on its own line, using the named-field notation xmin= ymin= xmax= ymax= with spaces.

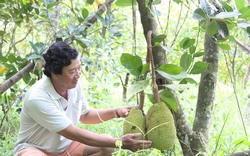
xmin=190 ymin=19 xmax=219 ymax=155
xmin=136 ymin=0 xmax=166 ymax=88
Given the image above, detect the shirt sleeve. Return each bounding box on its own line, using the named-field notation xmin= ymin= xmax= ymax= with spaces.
xmin=25 ymin=98 xmax=72 ymax=132
xmin=81 ymin=94 xmax=90 ymax=115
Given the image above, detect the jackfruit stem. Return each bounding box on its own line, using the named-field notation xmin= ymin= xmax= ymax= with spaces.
xmin=139 ymin=91 xmax=145 ymax=110
xmin=147 ymin=30 xmax=160 ymax=103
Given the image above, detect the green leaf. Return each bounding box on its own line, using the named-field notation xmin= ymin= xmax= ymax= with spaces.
xmin=26 ymin=53 xmax=41 ymax=60
xmin=189 ymin=46 xmax=196 ymax=54
xmin=157 ymin=64 xmax=183 ymax=75
xmin=207 ymin=20 xmax=218 ymax=36
xmin=29 ymin=42 xmax=45 ymax=55
xmin=23 ymin=74 xmax=31 ymax=84
xmin=47 ymin=1 xmax=57 ymax=9
xmin=120 ymin=53 xmax=143 ymax=76
xmin=127 ymin=80 xmax=149 ymax=100
xmin=239 ymin=6 xmax=250 ymax=19
xmin=7 ymin=54 xmax=16 ymax=63
xmin=14 ymin=17 xmax=23 ymax=24
xmin=29 ymin=41 xmax=38 ymax=53
xmin=234 ymin=0 xmax=245 ymax=11
xmin=173 ymin=0 xmax=181 ymax=4
xmin=156 ymin=70 xmax=188 ymax=81
xmin=218 ymin=44 xmax=231 ymax=50
xmin=146 ymin=90 xmax=178 ymax=112
xmin=214 ymin=12 xmax=241 ymax=19
xmin=222 ymin=2 xmax=233 ymax=12
xmin=200 ymin=0 xmax=212 ymax=15
xmin=109 ymin=26 xmax=119 ymax=35
xmin=0 ymin=30 xmax=5 ymax=36
xmin=193 ymin=52 xmax=205 ymax=57
xmin=189 ymin=61 xmax=208 ymax=74
xmin=141 ymin=63 xmax=150 ymax=75
xmin=161 ymin=45 xmax=173 ymax=52
xmin=22 ymin=0 xmax=30 ymax=4
xmin=152 ymin=0 xmax=161 ymax=5
xmin=82 ymin=8 xmax=89 ymax=19
xmin=87 ymin=0 xmax=94 ymax=4
xmin=105 ymin=13 xmax=115 ymax=26
xmin=115 ymin=0 xmax=136 ymax=6
xmin=233 ymin=137 xmax=250 ymax=147
xmin=165 ymin=84 xmax=192 ymax=91
xmin=179 ymin=37 xmax=189 ymax=49
xmin=180 ymin=77 xmax=197 ymax=84
xmin=75 ymin=39 xmax=87 ymax=48
xmin=152 ymin=34 xmax=166 ymax=44
xmin=159 ymin=90 xmax=178 ymax=112
xmin=216 ymin=21 xmax=229 ymax=39
xmin=193 ymin=8 xmax=206 ymax=20
xmin=179 ymin=37 xmax=195 ymax=49
xmin=180 ymin=53 xmax=192 ymax=71
xmin=247 ymin=27 xmax=250 ymax=35
xmin=237 ymin=23 xmax=250 ymax=29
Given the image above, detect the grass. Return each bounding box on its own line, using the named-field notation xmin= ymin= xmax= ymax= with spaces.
xmin=1 ymin=76 xmax=250 ymax=156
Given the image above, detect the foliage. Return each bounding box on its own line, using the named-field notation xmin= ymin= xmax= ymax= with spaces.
xmin=0 ymin=0 xmax=250 ymax=155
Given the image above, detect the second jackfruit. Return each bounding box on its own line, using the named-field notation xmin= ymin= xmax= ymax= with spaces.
xmin=146 ymin=102 xmax=176 ymax=150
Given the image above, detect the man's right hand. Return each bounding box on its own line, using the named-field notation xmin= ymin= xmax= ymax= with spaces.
xmin=120 ymin=133 xmax=152 ymax=152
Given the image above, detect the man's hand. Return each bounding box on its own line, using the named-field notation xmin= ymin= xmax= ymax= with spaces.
xmin=120 ymin=133 xmax=152 ymax=152
xmin=116 ymin=106 xmax=138 ymax=118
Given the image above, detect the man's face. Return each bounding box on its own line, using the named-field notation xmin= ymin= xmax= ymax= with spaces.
xmin=56 ymin=57 xmax=82 ymax=90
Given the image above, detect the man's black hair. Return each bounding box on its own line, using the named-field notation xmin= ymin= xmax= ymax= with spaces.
xmin=43 ymin=41 xmax=79 ymax=77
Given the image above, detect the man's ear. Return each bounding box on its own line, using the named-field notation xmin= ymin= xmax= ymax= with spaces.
xmin=51 ymin=72 xmax=58 ymax=80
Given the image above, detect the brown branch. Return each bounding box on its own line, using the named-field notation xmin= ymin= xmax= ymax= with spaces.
xmin=0 ymin=62 xmax=34 ymax=94
xmin=119 ymin=73 xmax=130 ymax=102
xmin=236 ymin=38 xmax=250 ymax=55
xmin=147 ymin=30 xmax=160 ymax=103
xmin=83 ymin=0 xmax=115 ymax=28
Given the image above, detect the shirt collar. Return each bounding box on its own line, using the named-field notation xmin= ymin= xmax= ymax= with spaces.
xmin=43 ymin=76 xmax=62 ymax=100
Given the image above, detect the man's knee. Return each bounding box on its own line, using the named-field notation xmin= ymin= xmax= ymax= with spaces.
xmin=17 ymin=147 xmax=47 ymax=156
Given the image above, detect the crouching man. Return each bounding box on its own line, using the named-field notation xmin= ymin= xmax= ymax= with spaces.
xmin=14 ymin=41 xmax=151 ymax=156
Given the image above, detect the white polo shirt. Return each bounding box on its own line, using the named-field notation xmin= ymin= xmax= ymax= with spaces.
xmin=14 ymin=76 xmax=90 ymax=155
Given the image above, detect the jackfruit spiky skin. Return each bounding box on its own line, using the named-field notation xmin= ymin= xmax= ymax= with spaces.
xmin=146 ymin=102 xmax=176 ymax=150
xmin=123 ymin=108 xmax=146 ymax=140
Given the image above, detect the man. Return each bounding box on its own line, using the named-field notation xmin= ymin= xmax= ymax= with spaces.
xmin=14 ymin=41 xmax=151 ymax=156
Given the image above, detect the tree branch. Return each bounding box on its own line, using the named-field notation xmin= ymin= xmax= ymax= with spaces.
xmin=83 ymin=0 xmax=115 ymax=28
xmin=236 ymin=38 xmax=250 ymax=55
xmin=0 ymin=62 xmax=35 ymax=94
xmin=0 ymin=0 xmax=115 ymax=94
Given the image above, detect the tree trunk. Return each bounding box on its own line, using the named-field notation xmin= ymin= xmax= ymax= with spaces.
xmin=136 ymin=0 xmax=166 ymax=88
xmin=136 ymin=1 xmax=195 ymax=155
xmin=190 ymin=19 xmax=219 ymax=155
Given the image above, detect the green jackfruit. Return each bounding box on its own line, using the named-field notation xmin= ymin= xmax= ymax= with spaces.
xmin=146 ymin=102 xmax=176 ymax=150
xmin=123 ymin=107 xmax=146 ymax=140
